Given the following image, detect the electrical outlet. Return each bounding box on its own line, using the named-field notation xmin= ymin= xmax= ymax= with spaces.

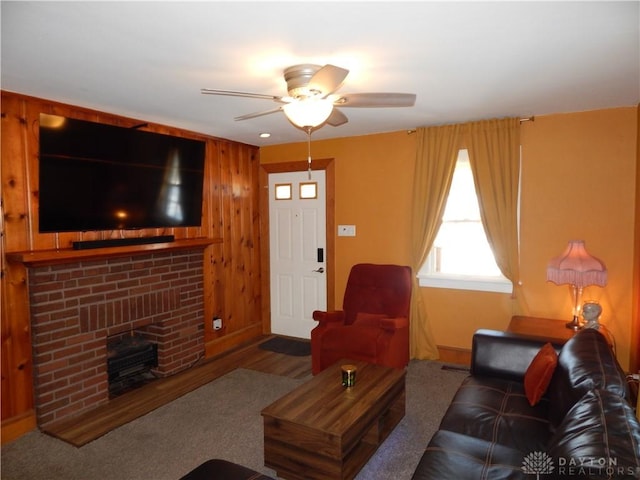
xmin=212 ymin=317 xmax=223 ymax=330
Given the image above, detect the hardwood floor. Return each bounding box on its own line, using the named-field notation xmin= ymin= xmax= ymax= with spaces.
xmin=43 ymin=335 xmax=311 ymax=447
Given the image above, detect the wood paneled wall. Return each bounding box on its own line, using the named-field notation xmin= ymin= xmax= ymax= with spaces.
xmin=0 ymin=91 xmax=264 ymax=441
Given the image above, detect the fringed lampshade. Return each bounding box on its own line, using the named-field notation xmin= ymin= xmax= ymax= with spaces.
xmin=546 ymin=240 xmax=607 ymax=330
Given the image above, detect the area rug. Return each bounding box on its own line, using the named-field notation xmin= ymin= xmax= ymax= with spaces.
xmin=1 ymin=361 xmax=467 ymax=480
xmin=258 ymin=336 xmax=311 ymax=356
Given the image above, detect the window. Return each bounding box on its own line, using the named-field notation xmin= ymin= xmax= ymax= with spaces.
xmin=418 ymin=149 xmax=513 ymax=293
xmin=274 ymin=183 xmax=292 ymax=200
xmin=299 ymin=182 xmax=317 ymax=199
xmin=275 ymin=182 xmax=317 ymax=200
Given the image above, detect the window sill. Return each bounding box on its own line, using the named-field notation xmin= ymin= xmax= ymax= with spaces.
xmin=418 ymin=273 xmax=513 ymax=294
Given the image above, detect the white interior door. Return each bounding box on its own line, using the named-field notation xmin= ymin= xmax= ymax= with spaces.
xmin=269 ymin=171 xmax=326 ymax=339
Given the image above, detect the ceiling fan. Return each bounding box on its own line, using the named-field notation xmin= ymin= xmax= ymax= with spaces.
xmin=201 ymin=64 xmax=416 ymax=129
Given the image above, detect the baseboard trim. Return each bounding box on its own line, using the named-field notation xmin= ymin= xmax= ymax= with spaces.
xmin=437 ymin=345 xmax=471 ymax=367
xmin=204 ymin=323 xmax=264 ymax=358
xmin=1 ymin=409 xmax=36 ymax=445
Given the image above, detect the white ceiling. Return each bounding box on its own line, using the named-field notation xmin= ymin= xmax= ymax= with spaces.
xmin=2 ymin=1 xmax=638 ymax=147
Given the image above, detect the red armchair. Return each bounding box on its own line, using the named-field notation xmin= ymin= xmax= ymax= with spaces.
xmin=310 ymin=263 xmax=412 ymax=375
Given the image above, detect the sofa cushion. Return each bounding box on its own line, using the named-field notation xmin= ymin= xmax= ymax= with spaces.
xmin=320 ymin=324 xmax=381 ymax=358
xmin=353 ymin=311 xmax=388 ymax=327
xmin=471 ymin=329 xmax=562 ymax=382
xmin=342 ymin=263 xmax=412 ymax=325
xmin=548 ymin=389 xmax=640 ymax=479
xmin=524 ymin=342 xmax=558 ymax=406
xmin=438 ymin=376 xmax=552 ymax=454
xmin=547 ymin=329 xmax=629 ymax=426
xmin=411 ymin=429 xmax=528 ymax=480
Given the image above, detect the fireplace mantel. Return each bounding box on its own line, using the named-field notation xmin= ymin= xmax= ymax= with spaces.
xmin=6 ymin=237 xmax=220 ymax=267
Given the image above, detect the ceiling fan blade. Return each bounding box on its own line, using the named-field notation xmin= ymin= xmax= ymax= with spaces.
xmin=326 ymin=108 xmax=348 ymax=127
xmin=201 ymin=88 xmax=283 ymax=102
xmin=333 ymin=93 xmax=416 ymax=108
xmin=309 ymin=64 xmax=349 ymax=96
xmin=234 ymin=106 xmax=283 ymax=121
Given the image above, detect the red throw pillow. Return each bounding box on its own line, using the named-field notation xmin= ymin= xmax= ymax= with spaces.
xmin=353 ymin=312 xmax=388 ymax=327
xmin=524 ymin=342 xmax=558 ymax=406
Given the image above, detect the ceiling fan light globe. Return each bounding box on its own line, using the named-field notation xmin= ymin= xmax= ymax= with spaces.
xmin=283 ymin=98 xmax=334 ymax=128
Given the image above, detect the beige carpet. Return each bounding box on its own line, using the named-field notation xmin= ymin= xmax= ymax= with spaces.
xmin=1 ymin=361 xmax=467 ymax=480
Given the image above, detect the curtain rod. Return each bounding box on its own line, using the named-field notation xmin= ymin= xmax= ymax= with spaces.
xmin=407 ymin=116 xmax=535 ymax=134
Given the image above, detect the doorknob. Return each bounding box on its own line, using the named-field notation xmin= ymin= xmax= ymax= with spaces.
xmin=313 ymin=267 xmax=325 ymax=273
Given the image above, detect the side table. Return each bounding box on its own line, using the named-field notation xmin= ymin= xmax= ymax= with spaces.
xmin=507 ymin=315 xmax=575 ymax=345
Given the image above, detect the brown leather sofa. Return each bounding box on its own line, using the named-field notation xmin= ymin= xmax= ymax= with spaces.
xmin=412 ymin=328 xmax=640 ymax=479
xmin=310 ymin=263 xmax=412 ymax=375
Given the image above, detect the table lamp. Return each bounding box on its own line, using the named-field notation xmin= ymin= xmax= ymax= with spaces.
xmin=546 ymin=240 xmax=607 ymax=330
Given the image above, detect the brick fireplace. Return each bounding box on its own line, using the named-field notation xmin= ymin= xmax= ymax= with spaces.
xmin=25 ymin=247 xmax=206 ymax=429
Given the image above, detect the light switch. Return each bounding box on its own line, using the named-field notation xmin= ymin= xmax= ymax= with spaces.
xmin=338 ymin=225 xmax=356 ymax=237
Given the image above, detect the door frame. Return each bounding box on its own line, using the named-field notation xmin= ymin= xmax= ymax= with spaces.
xmin=259 ymin=159 xmax=335 ymax=335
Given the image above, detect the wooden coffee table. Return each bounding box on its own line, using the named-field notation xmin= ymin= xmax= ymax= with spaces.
xmin=261 ymin=360 xmax=406 ymax=480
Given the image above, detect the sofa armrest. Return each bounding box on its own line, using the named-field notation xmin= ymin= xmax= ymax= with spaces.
xmin=380 ymin=317 xmax=409 ymax=332
xmin=312 ymin=310 xmax=345 ymax=324
xmin=471 ymin=329 xmax=563 ymax=382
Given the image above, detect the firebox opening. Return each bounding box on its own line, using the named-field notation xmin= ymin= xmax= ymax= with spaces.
xmin=107 ymin=334 xmax=158 ymax=398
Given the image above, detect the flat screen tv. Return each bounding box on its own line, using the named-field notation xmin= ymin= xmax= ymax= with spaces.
xmin=38 ymin=114 xmax=206 ymax=233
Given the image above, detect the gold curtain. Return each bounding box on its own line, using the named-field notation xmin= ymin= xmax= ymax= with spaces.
xmin=409 ymin=124 xmax=461 ymax=359
xmin=467 ymin=117 xmax=524 ymax=311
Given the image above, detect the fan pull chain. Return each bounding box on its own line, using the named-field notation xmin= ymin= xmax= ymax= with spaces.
xmin=306 ymin=127 xmax=312 ymax=180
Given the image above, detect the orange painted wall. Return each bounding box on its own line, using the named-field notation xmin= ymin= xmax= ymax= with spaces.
xmin=262 ymin=131 xmax=416 ymax=300
xmin=519 ymin=109 xmax=637 ymax=370
xmin=261 ymin=107 xmax=638 ymax=370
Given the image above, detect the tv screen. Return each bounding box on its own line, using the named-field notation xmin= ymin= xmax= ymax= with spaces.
xmin=38 ymin=114 xmax=206 ymax=233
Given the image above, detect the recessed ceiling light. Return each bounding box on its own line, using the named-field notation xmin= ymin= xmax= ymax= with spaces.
xmin=259 ymin=132 xmax=271 ymax=138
